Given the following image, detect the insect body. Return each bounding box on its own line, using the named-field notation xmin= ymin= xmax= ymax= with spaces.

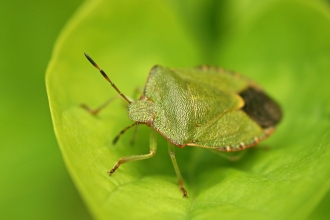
xmin=84 ymin=53 xmax=282 ymax=197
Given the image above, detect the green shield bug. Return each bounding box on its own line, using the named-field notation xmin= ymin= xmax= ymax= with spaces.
xmin=83 ymin=53 xmax=282 ymax=197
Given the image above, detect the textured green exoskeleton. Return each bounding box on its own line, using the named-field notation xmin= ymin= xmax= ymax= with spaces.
xmin=83 ymin=53 xmax=282 ymax=197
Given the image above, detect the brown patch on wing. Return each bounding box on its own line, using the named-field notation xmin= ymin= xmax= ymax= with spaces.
xmin=239 ymin=87 xmax=282 ymax=129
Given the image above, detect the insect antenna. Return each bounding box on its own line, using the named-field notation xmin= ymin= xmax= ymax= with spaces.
xmin=84 ymin=53 xmax=131 ymax=104
xmin=113 ymin=122 xmax=142 ymax=144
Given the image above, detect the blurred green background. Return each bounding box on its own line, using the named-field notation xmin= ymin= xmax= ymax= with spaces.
xmin=0 ymin=0 xmax=91 ymax=219
xmin=2 ymin=0 xmax=330 ymax=219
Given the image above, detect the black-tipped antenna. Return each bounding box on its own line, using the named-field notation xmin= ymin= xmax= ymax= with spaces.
xmin=113 ymin=122 xmax=141 ymax=144
xmin=84 ymin=53 xmax=131 ymax=104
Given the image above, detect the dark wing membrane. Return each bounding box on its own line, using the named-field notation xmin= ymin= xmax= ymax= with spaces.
xmin=239 ymin=87 xmax=282 ymax=128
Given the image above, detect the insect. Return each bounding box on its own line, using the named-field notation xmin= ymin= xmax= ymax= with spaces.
xmin=83 ymin=53 xmax=282 ymax=197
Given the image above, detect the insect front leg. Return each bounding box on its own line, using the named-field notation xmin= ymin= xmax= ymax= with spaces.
xmin=109 ymin=128 xmax=157 ymax=175
xmin=81 ymin=91 xmax=140 ymax=117
xmin=168 ymin=143 xmax=188 ymax=198
xmin=81 ymin=96 xmax=117 ymax=115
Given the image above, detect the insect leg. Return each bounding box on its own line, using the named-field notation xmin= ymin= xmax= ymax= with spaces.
xmin=112 ymin=122 xmax=141 ymax=144
xmin=168 ymin=143 xmax=188 ymax=198
xmin=109 ymin=129 xmax=157 ymax=175
xmin=81 ymin=96 xmax=117 ymax=115
xmin=81 ymin=91 xmax=134 ymax=116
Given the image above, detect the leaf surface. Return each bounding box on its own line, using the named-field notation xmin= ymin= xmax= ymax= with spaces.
xmin=46 ymin=0 xmax=330 ymax=219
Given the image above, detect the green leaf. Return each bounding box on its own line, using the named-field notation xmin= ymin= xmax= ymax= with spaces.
xmin=46 ymin=0 xmax=330 ymax=219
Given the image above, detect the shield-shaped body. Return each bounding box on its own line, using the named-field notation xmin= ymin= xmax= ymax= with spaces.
xmin=128 ymin=65 xmax=282 ymax=151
